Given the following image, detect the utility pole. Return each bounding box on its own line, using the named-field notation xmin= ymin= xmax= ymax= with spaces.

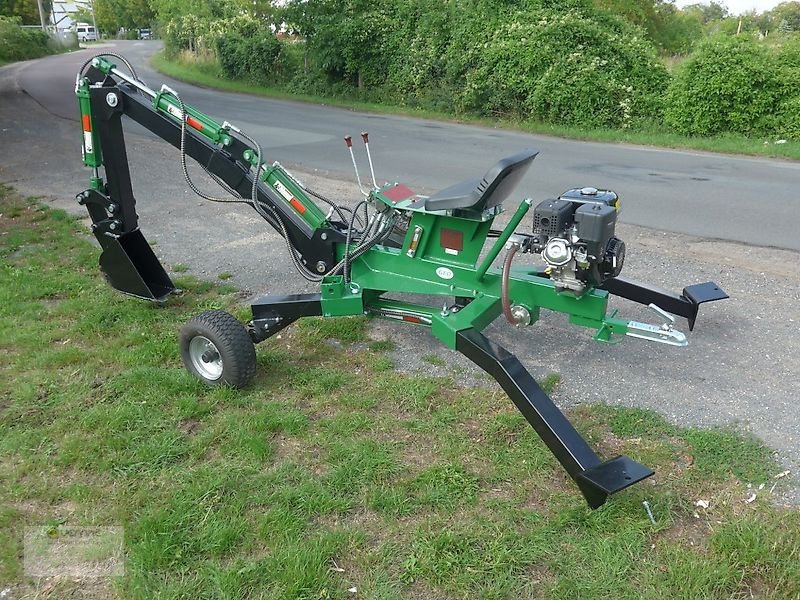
xmin=90 ymin=0 xmax=99 ymax=39
xmin=36 ymin=0 xmax=47 ymax=30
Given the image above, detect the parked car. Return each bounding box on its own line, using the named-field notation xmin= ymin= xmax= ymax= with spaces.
xmin=137 ymin=28 xmax=152 ymax=40
xmin=75 ymin=24 xmax=98 ymax=42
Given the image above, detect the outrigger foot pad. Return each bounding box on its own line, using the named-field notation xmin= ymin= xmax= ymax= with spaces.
xmin=576 ymin=456 xmax=654 ymax=509
xmin=455 ymin=327 xmax=653 ymax=509
xmin=682 ymin=282 xmax=729 ymax=330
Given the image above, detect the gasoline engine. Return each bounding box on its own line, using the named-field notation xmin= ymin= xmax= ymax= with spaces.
xmin=532 ymin=187 xmax=625 ymax=294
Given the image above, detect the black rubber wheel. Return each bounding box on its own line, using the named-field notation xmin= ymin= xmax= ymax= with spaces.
xmin=179 ymin=310 xmax=256 ymax=388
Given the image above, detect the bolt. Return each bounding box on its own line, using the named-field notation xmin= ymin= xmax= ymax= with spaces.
xmin=320 ymin=233 xmax=328 ymax=241
xmin=105 ymin=92 xmax=118 ymax=108
xmin=107 ymin=204 xmax=117 ymax=214
xmin=108 ymin=222 xmax=117 ymax=230
xmin=510 ymin=305 xmax=531 ymax=326
xmin=316 ymin=261 xmax=326 ymax=273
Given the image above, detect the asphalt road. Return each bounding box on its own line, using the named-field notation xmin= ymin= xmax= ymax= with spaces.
xmin=7 ymin=41 xmax=800 ymax=251
xmin=1 ymin=42 xmax=798 ymax=503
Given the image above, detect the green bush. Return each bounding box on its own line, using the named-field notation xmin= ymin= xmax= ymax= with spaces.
xmin=216 ymin=32 xmax=286 ymax=85
xmin=462 ymin=11 xmax=669 ymax=127
xmin=163 ymin=15 xmax=212 ymax=57
xmin=776 ymin=96 xmax=800 ymax=139
xmin=531 ymin=58 xmax=632 ymax=129
xmin=0 ymin=16 xmax=52 ymax=62
xmin=665 ymin=36 xmax=784 ymax=136
xmin=774 ymin=38 xmax=800 ymax=139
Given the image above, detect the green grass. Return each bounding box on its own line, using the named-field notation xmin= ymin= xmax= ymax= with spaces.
xmin=421 ymin=354 xmax=446 ymax=367
xmin=151 ymin=52 xmax=800 ymax=162
xmin=1 ymin=184 xmax=798 ymax=599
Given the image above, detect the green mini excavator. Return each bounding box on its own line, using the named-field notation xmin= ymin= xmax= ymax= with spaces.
xmin=75 ymin=54 xmax=728 ymax=509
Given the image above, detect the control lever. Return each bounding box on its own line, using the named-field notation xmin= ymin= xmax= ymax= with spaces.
xmin=344 ymin=135 xmax=368 ymax=196
xmin=361 ymin=131 xmax=377 ymax=190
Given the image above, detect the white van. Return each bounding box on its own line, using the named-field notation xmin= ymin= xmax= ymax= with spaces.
xmin=75 ymin=24 xmax=98 ymax=42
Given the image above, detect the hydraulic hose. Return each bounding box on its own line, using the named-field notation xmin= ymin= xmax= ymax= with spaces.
xmin=78 ymin=52 xmax=140 ymax=83
xmin=79 ymin=53 xmax=381 ymax=284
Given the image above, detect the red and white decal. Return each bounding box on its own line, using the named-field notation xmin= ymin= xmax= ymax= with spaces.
xmin=82 ymin=114 xmax=93 ymax=153
xmin=275 ymin=180 xmax=306 ymax=214
xmin=165 ymin=103 xmax=184 ymax=121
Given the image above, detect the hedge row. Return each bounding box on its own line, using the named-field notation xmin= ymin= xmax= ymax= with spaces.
xmin=163 ymin=5 xmax=800 ymax=139
xmin=666 ymin=36 xmax=800 ymax=138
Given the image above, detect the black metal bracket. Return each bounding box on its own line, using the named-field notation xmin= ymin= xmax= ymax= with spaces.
xmin=249 ymin=293 xmax=323 ymax=343
xmin=599 ymin=277 xmax=728 ymax=330
xmin=77 ymin=188 xmax=121 ymax=236
xmin=455 ymin=328 xmax=653 ymax=509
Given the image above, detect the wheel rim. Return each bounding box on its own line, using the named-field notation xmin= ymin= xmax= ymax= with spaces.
xmin=188 ymin=336 xmax=223 ymax=381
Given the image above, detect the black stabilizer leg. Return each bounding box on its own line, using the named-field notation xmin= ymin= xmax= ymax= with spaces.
xmin=455 ymin=328 xmax=653 ymax=509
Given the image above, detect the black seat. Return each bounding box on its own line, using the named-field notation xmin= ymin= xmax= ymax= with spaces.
xmin=424 ymin=149 xmax=538 ymax=213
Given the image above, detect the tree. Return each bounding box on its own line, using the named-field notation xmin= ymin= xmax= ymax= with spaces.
xmin=149 ymin=0 xmax=231 ymax=23
xmin=226 ymin=0 xmax=275 ymax=21
xmin=591 ymin=0 xmax=703 ymax=54
xmin=658 ymin=8 xmax=703 ymax=54
xmin=772 ymin=1 xmax=800 ymax=31
xmin=282 ymin=0 xmax=394 ymax=87
xmin=682 ymin=1 xmax=728 ymax=24
xmin=0 ymin=0 xmax=52 ymax=26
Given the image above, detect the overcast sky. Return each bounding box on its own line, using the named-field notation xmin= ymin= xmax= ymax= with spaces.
xmin=673 ymin=0 xmax=786 ymax=15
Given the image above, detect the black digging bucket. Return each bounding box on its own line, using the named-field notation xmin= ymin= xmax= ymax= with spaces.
xmin=95 ymin=229 xmax=175 ymax=301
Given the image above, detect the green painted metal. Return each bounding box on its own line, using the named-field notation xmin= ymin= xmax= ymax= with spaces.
xmin=590 ymin=315 xmax=629 ymax=343
xmin=262 ymin=164 xmax=328 ymax=230
xmin=346 ymin=235 xmax=617 ymax=347
xmin=430 ymin=295 xmax=501 ymax=349
xmin=151 ymin=90 xmax=233 ymax=148
xmin=400 ymin=211 xmax=494 ymax=268
xmin=320 ymin=276 xmax=364 ymax=316
xmin=86 ymin=56 xmax=114 ymax=76
xmin=79 ymin=55 xmax=640 ymax=350
xmin=76 ymin=78 xmax=101 ymax=168
xmin=476 ymin=198 xmax=531 ymax=279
